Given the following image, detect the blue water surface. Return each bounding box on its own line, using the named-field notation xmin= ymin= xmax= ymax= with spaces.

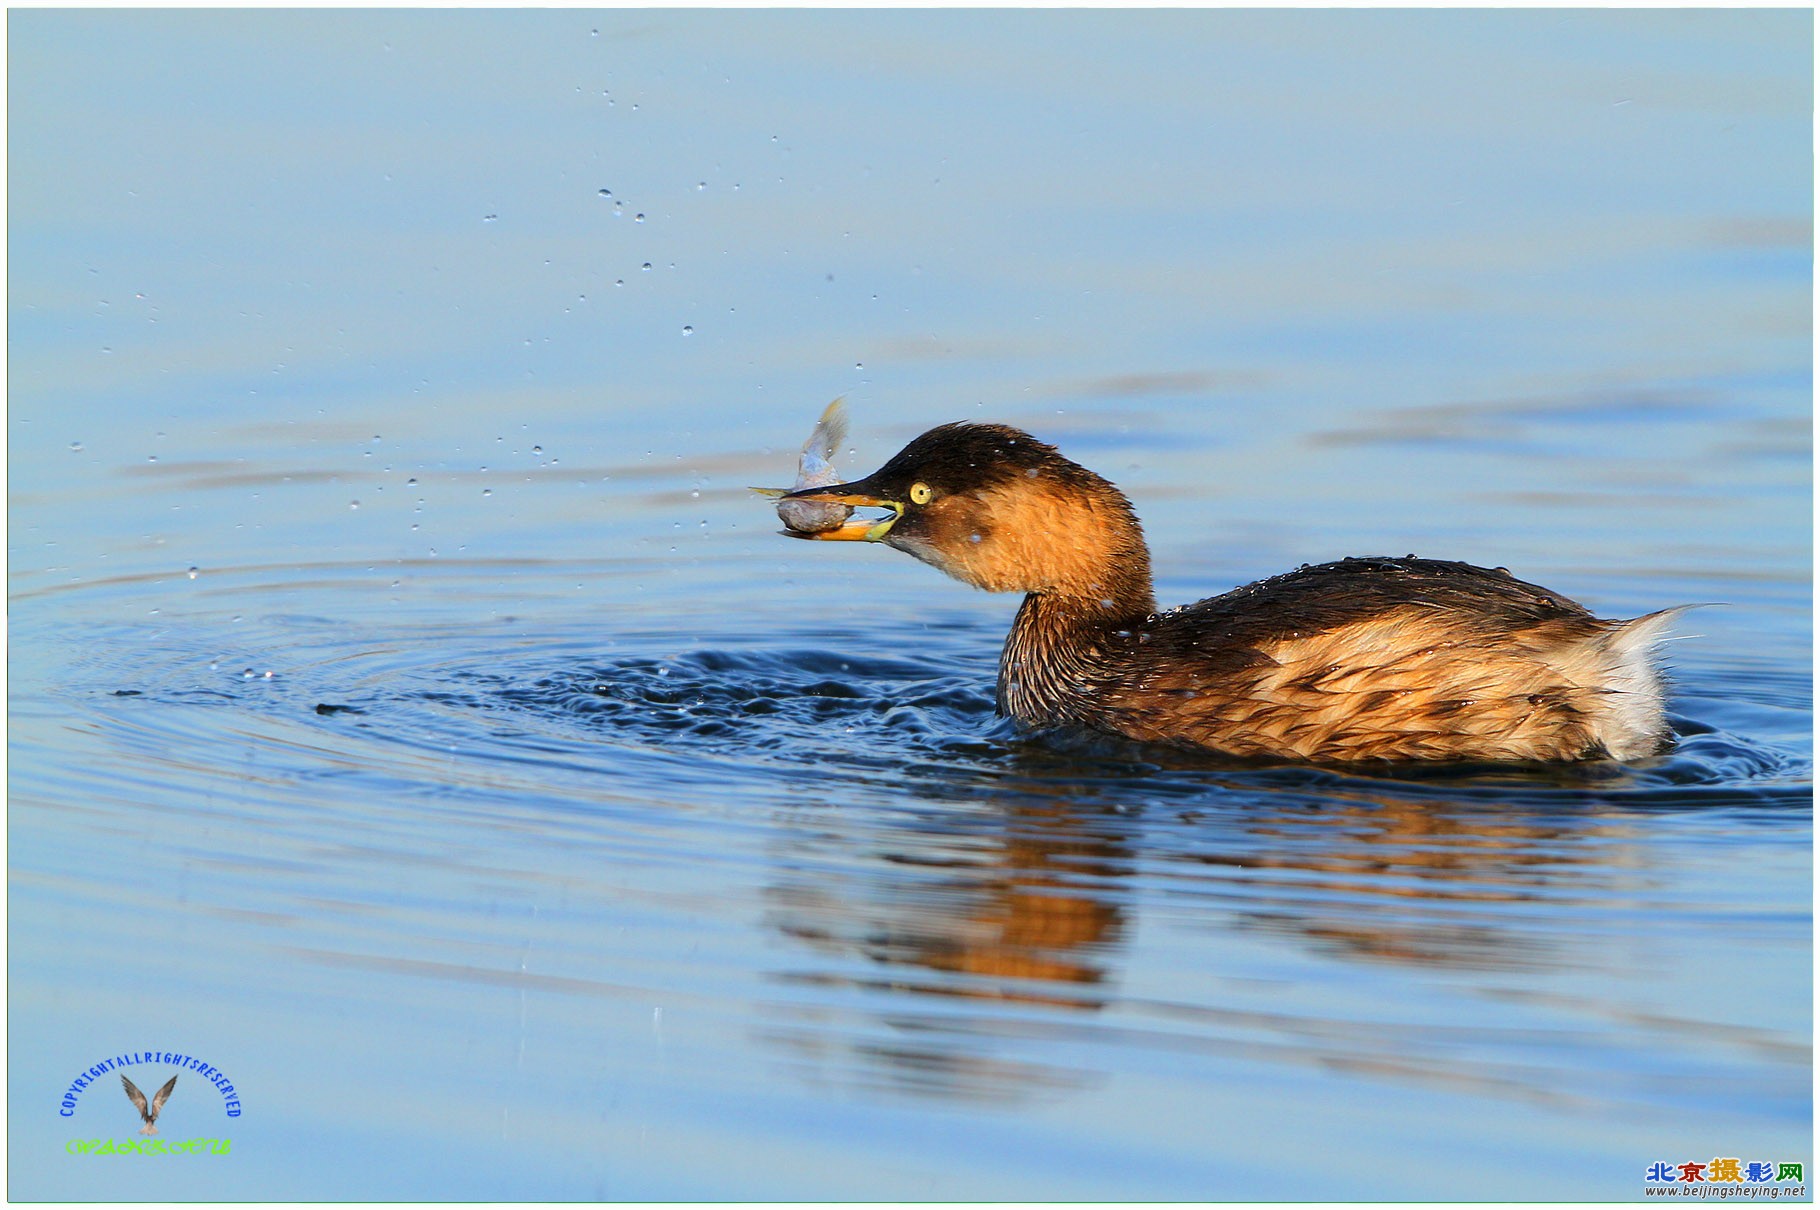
xmin=8 ymin=9 xmax=1811 ymax=1201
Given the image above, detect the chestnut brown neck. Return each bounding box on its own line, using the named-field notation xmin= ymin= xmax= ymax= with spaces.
xmin=997 ymin=556 xmax=1157 ymax=727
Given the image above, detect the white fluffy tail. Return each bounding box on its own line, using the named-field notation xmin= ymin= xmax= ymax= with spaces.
xmin=1588 ymin=606 xmax=1692 ymax=760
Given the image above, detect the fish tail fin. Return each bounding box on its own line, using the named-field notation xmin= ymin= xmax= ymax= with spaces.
xmin=810 ymin=397 xmax=849 ymax=459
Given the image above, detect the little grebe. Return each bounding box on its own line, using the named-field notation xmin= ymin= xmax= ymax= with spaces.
xmin=780 ymin=422 xmax=1682 ymax=763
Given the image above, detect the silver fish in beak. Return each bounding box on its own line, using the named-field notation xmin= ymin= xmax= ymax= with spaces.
xmin=750 ymin=398 xmax=856 ymax=534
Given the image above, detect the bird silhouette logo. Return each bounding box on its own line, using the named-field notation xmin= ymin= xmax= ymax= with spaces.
xmin=119 ymin=1073 xmax=178 ymax=1136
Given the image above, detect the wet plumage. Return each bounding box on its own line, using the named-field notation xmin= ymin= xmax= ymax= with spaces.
xmin=781 ymin=421 xmax=1682 ymax=763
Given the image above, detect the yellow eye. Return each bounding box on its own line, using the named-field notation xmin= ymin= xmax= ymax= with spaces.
xmin=908 ymin=482 xmax=934 ymax=505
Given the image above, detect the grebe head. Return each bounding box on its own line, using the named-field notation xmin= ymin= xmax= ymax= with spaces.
xmin=782 ymin=422 xmax=1153 ymax=607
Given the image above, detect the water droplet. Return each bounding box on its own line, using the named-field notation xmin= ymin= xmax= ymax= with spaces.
xmin=406 ymin=477 xmax=418 ymax=486
xmin=483 ymin=213 xmax=498 ymax=222
xmin=641 ymin=262 xmax=652 ymax=271
xmin=634 ymin=213 xmax=646 ymax=223
xmin=615 ymin=279 xmax=624 ymax=287
xmin=598 ymin=187 xmax=612 ymax=197
xmin=696 ymin=181 xmax=706 ymax=191
xmin=532 ymin=445 xmax=544 ymax=455
xmin=69 ymin=441 xmax=84 ymax=452
xmin=681 ymin=325 xmax=693 ymax=335
xmin=187 ymin=566 xmax=199 ymax=579
xmin=690 ymin=488 xmax=700 ymax=499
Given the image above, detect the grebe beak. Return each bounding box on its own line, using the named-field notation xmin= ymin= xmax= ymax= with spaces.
xmin=779 ymin=476 xmax=903 ymax=541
